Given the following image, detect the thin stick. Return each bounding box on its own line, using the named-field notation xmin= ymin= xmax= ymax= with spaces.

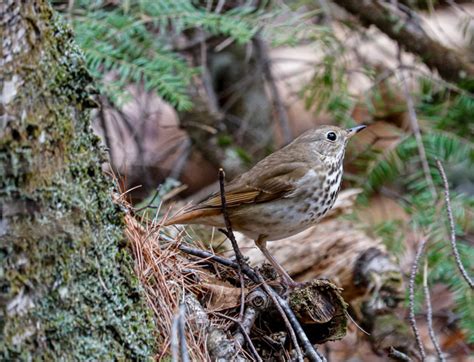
xmin=238 ymin=270 xmax=245 ymax=321
xmin=388 ymin=346 xmax=412 ymax=362
xmin=218 ymin=168 xmax=245 ymax=262
xmin=398 ymin=53 xmax=437 ymax=199
xmin=270 ymin=285 xmax=325 ymax=362
xmin=217 ymin=169 xmax=303 ymax=358
xmin=178 ymin=303 xmax=190 ymax=362
xmin=134 ymin=185 xmax=162 ymax=212
xmin=218 ymin=168 xmax=246 ymax=321
xmin=259 ymin=281 xmax=305 ymax=362
xmin=435 ymin=159 xmax=474 ymax=289
xmin=408 ymin=237 xmax=427 ymax=360
xmin=171 ymin=311 xmax=180 ymax=362
xmin=216 ymin=310 xmax=263 ymax=362
xmin=423 ymin=261 xmax=445 ymax=362
xmin=237 ymin=321 xmax=262 ymax=362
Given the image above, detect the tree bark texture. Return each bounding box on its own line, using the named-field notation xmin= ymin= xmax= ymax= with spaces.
xmin=333 ymin=0 xmax=474 ymax=88
xmin=0 ymin=1 xmax=155 ymax=359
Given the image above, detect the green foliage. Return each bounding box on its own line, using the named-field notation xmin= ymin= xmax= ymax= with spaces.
xmin=372 ymin=220 xmax=406 ymax=256
xmin=303 ymin=53 xmax=353 ymax=123
xmin=63 ymin=0 xmax=265 ymax=110
xmin=60 ymin=0 xmax=330 ymax=111
xmin=418 ymin=80 xmax=474 ymax=138
xmin=349 ymin=86 xmax=474 ymax=341
xmin=411 ymin=194 xmax=474 ymax=342
xmin=363 ymin=131 xmax=474 ymax=194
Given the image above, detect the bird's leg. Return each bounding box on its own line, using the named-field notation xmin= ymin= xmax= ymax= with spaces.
xmin=255 ymin=236 xmax=298 ymax=288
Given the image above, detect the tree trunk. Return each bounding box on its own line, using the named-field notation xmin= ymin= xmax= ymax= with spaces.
xmin=0 ymin=1 xmax=155 ymax=359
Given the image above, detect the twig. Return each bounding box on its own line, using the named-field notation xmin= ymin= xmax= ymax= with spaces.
xmin=398 ymin=52 xmax=437 ymax=199
xmin=423 ymin=261 xmax=445 ymax=362
xmin=237 ymin=321 xmax=262 ymax=362
xmin=171 ymin=303 xmax=189 ymax=362
xmin=388 ymin=346 xmax=412 ymax=362
xmin=170 ymin=302 xmax=189 ymax=362
xmin=259 ymin=281 xmax=305 ymax=362
xmin=435 ymin=159 xmax=474 ymax=289
xmin=238 ymin=270 xmax=246 ymax=322
xmin=171 ymin=311 xmax=180 ymax=362
xmin=134 ymin=185 xmax=162 ymax=212
xmin=178 ymin=303 xmax=190 ymax=362
xmin=218 ymin=168 xmax=247 ymax=321
xmin=218 ymin=168 xmax=245 ymax=262
xmin=408 ymin=237 xmax=427 ymax=361
xmin=218 ymin=308 xmax=263 ymax=362
xmin=217 ymin=171 xmax=303 ymax=358
xmin=270 ymin=285 xmax=325 ymax=362
xmin=254 ymin=36 xmax=293 ymax=144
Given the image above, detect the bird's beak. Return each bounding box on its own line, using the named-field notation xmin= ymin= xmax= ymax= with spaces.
xmin=346 ymin=125 xmax=367 ymax=138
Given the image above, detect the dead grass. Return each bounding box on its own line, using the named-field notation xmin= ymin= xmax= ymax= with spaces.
xmin=120 ymin=195 xmax=210 ymax=360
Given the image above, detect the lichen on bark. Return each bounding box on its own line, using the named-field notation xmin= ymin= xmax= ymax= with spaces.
xmin=0 ymin=1 xmax=155 ymax=359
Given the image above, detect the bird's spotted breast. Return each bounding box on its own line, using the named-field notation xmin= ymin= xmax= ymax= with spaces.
xmin=301 ymin=162 xmax=343 ymax=225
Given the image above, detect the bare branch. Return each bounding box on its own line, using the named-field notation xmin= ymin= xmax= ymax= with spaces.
xmin=218 ymin=168 xmax=247 ymax=322
xmin=408 ymin=237 xmax=427 ymax=360
xmin=270 ymin=286 xmax=325 ymax=362
xmin=171 ymin=303 xmax=189 ymax=362
xmin=423 ymin=261 xmax=445 ymax=362
xmin=388 ymin=346 xmax=412 ymax=361
xmin=218 ymin=168 xmax=246 ymax=263
xmin=220 ymin=301 xmax=264 ymax=362
xmin=332 ymin=0 xmax=474 ymax=86
xmin=435 ymin=159 xmax=474 ymax=289
xmin=259 ymin=281 xmax=305 ymax=362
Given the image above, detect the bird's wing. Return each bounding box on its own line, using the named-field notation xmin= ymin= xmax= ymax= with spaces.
xmin=194 ymin=161 xmax=310 ymax=209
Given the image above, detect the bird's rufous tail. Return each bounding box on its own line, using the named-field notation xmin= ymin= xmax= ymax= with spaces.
xmin=164 ymin=207 xmax=221 ymax=226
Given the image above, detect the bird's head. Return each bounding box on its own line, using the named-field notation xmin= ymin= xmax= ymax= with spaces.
xmin=296 ymin=124 xmax=367 ymax=160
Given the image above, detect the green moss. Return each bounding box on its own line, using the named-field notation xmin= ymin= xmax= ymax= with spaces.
xmin=289 ymin=280 xmax=348 ymax=343
xmin=0 ymin=2 xmax=155 ymax=359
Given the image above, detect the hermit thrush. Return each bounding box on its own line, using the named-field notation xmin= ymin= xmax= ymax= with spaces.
xmin=166 ymin=124 xmax=366 ymax=285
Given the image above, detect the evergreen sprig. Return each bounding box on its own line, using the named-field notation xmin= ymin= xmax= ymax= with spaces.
xmin=348 ymin=79 xmax=474 ymax=341
xmin=66 ymin=0 xmax=266 ymax=110
xmin=62 ymin=0 xmax=333 ymax=110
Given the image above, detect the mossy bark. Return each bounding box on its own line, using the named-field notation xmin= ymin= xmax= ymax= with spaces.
xmin=0 ymin=1 xmax=155 ymax=359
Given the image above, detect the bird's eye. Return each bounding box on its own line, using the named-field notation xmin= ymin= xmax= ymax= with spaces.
xmin=326 ymin=132 xmax=337 ymax=141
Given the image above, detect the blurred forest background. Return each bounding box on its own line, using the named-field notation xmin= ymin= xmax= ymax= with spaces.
xmin=50 ymin=0 xmax=473 ymax=360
